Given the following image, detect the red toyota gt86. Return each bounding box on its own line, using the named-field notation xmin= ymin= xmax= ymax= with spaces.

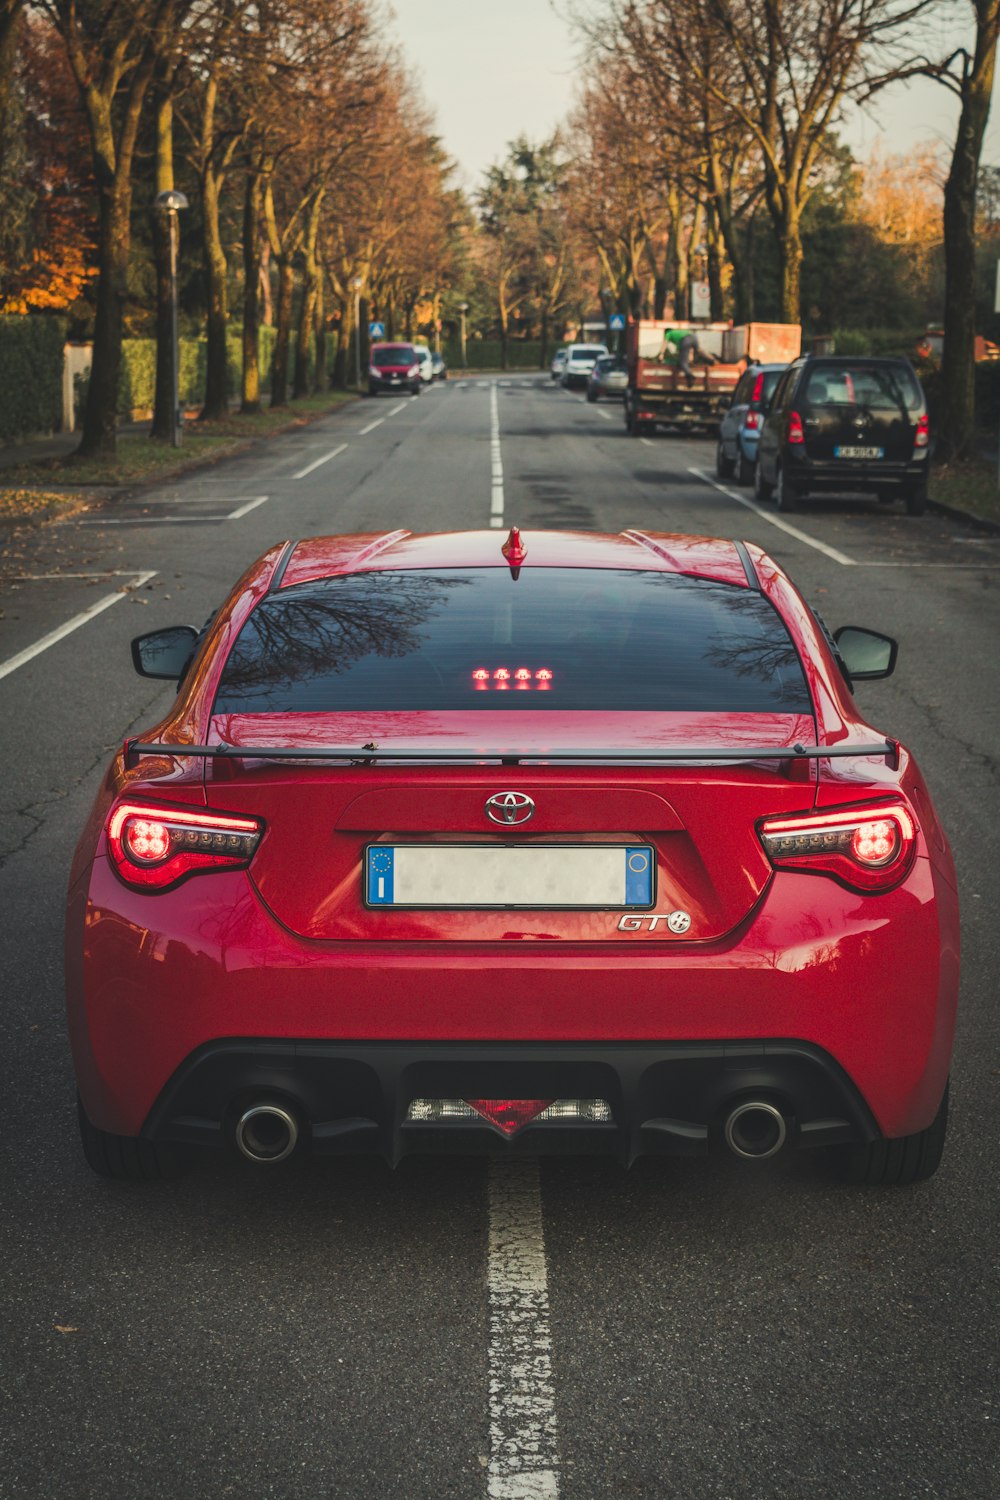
xmin=65 ymin=528 xmax=959 ymax=1184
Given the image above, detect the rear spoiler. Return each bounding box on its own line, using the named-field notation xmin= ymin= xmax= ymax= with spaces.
xmin=125 ymin=739 xmax=900 ymax=770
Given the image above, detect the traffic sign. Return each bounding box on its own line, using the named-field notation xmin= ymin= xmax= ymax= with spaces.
xmin=369 ymin=321 xmax=385 ymax=339
xmin=609 ymin=313 xmax=626 ymax=331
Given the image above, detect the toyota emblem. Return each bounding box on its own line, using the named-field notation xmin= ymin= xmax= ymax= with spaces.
xmin=485 ymin=791 xmax=535 ymax=826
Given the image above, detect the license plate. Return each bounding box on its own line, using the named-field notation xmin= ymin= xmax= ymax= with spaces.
xmin=834 ymin=445 xmax=884 ymax=459
xmin=365 ymin=844 xmax=655 ymax=909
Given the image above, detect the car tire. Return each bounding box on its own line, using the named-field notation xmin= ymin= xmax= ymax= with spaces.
xmin=77 ymin=1094 xmax=191 ymax=1182
xmin=586 ymin=390 xmax=598 ymax=403
xmin=737 ymin=451 xmax=754 ymax=486
xmin=775 ymin=464 xmax=800 ymax=512
xmin=716 ymin=440 xmax=735 ymax=479
xmin=367 ymin=384 xmax=378 ymax=397
xmin=828 ymin=1084 xmax=948 ymax=1186
xmin=904 ymin=486 xmax=928 ymax=517
xmin=753 ymin=459 xmax=774 ymax=501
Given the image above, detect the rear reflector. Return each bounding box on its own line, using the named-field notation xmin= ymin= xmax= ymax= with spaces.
xmin=406 ymin=1099 xmax=613 ymax=1134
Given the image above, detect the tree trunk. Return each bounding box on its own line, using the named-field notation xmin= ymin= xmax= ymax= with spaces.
xmin=939 ymin=5 xmax=1000 ymax=461
xmin=0 ymin=3 xmax=23 ymax=180
xmin=79 ymin=185 xmax=129 ymax=457
xmin=269 ymin=253 xmax=293 ymax=408
xmin=241 ymin=171 xmax=262 ymax=413
xmin=540 ymin=310 xmax=549 ymax=368
xmin=313 ymin=268 xmax=326 ymax=393
xmin=200 ymin=164 xmax=229 ymax=419
xmin=706 ymin=201 xmax=724 ymax=320
xmin=331 ymin=292 xmax=350 ymax=388
xmin=151 ymin=86 xmax=175 ymax=440
xmin=293 ymin=273 xmax=316 ymax=399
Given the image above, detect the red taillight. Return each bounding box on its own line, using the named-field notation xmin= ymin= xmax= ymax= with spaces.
xmin=759 ymin=803 xmax=917 ymax=892
xmin=914 ymin=413 xmax=929 ymax=449
xmin=787 ymin=411 xmax=805 ymax=444
xmin=106 ymin=801 xmax=263 ymax=891
xmin=744 ymin=411 xmax=761 ymax=432
xmin=751 ymin=373 xmax=764 ymax=403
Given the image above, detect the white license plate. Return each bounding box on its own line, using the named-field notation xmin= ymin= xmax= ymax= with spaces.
xmin=834 ymin=445 xmax=884 ymax=459
xmin=365 ymin=844 xmax=655 ymax=909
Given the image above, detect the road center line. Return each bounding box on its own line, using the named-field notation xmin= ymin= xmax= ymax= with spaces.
xmin=0 ymin=571 xmax=157 ymax=682
xmin=359 ymin=417 xmax=385 ymax=435
xmin=294 ymin=445 xmax=347 ymax=480
xmin=387 ymin=401 xmax=408 ymax=415
xmin=490 ymin=382 xmax=505 ymax=529
xmin=687 ymin=467 xmax=857 ymax=566
xmin=487 ymin=1160 xmax=559 ymax=1500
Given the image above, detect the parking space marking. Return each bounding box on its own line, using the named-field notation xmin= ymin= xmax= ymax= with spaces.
xmin=487 ymin=1160 xmax=559 ymax=1500
xmin=688 ymin=467 xmax=857 ymax=566
xmin=226 ymin=495 xmax=270 ymax=519
xmin=490 ymin=382 xmax=504 ymax=529
xmin=0 ymin=571 xmax=157 ymax=681
xmin=358 ymin=417 xmax=385 ymax=435
xmin=294 ymin=445 xmax=348 ymax=480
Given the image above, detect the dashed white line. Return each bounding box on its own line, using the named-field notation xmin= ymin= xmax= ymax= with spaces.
xmin=490 ymin=382 xmax=505 ymax=529
xmin=0 ymin=571 xmax=157 ymax=681
xmin=639 ymin=437 xmax=654 ymax=447
xmin=595 ymin=407 xmax=613 ymax=420
xmin=294 ymin=445 xmax=347 ymax=479
xmin=359 ymin=417 xmax=385 ymax=435
xmin=687 ymin=467 xmax=857 ymax=566
xmin=487 ymin=1160 xmax=559 ymax=1500
xmin=387 ymin=401 xmax=408 ymax=415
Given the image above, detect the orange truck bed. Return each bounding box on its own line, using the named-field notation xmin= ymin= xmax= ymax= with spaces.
xmin=624 ymin=320 xmax=801 ymax=432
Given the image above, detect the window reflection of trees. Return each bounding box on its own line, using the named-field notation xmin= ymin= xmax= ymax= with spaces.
xmin=216 ymin=575 xmax=470 ymax=710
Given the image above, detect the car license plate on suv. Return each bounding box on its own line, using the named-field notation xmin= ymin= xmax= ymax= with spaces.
xmin=834 ymin=445 xmax=884 ymax=459
xmin=365 ymin=844 xmax=655 ymax=909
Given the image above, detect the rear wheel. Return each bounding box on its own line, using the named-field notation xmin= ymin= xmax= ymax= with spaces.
xmin=775 ymin=464 xmax=801 ymax=513
xmin=753 ymin=458 xmax=774 ymax=501
xmin=737 ymin=450 xmax=754 ymax=486
xmin=828 ymin=1084 xmax=948 ymax=1186
xmin=904 ymin=485 xmax=928 ymax=516
xmin=716 ymin=439 xmax=735 ymax=479
xmin=77 ymin=1095 xmax=191 ymax=1182
xmin=586 ymin=389 xmax=598 ymax=403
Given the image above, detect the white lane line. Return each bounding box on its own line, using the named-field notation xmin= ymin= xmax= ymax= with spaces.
xmin=9 ymin=571 xmax=154 ymax=580
xmin=596 ymin=407 xmax=612 ymax=420
xmin=76 ymin=516 xmax=232 ymax=525
xmin=294 ymin=445 xmax=347 ymax=480
xmin=359 ymin=418 xmax=385 ymax=435
xmin=479 ymin=381 xmax=489 ymax=389
xmin=487 ymin=1160 xmax=559 ymax=1500
xmin=227 ymin=495 xmax=270 ymax=520
xmin=387 ymin=401 xmax=408 ymax=416
xmin=456 ymin=382 xmax=467 ymax=390
xmin=0 ymin=571 xmax=157 ymax=682
xmin=490 ymin=382 xmax=505 ymax=529
xmin=639 ymin=437 xmax=654 ymax=447
xmin=687 ymin=467 xmax=857 ymax=567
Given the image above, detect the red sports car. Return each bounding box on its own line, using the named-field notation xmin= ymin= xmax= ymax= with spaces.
xmin=66 ymin=527 xmax=959 ymax=1184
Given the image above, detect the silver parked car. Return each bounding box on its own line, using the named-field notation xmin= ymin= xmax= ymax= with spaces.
xmin=586 ymin=354 xmax=628 ymax=402
xmin=716 ymin=363 xmax=787 ymax=485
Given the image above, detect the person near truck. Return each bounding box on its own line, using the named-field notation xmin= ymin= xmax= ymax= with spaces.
xmin=660 ymin=327 xmax=717 ymax=383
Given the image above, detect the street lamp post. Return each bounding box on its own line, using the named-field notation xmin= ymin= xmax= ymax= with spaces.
xmin=352 ymin=277 xmax=363 ymax=389
xmin=154 ymin=189 xmax=189 ymax=448
xmin=458 ymin=301 xmax=469 ymax=370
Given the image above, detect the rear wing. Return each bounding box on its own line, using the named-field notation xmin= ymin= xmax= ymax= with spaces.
xmin=125 ymin=739 xmax=900 ymax=769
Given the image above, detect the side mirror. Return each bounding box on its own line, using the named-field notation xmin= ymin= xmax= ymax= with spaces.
xmin=833 ymin=626 xmax=898 ymax=680
xmin=131 ymin=625 xmax=199 ymax=680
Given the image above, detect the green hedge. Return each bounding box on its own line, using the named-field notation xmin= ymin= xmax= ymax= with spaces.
xmin=443 ymin=339 xmax=545 ymax=370
xmin=115 ymin=327 xmax=282 ymax=414
xmin=0 ymin=315 xmax=66 ymax=443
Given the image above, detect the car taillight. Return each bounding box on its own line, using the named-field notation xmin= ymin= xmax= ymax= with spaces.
xmin=106 ymin=801 xmax=263 ymax=891
xmin=914 ymin=413 xmax=929 ymax=449
xmin=744 ymin=411 xmax=761 ymax=431
xmin=787 ymin=411 xmax=805 ymax=444
xmin=751 ymin=372 xmax=764 ymax=403
xmin=759 ymin=803 xmax=917 ymax=892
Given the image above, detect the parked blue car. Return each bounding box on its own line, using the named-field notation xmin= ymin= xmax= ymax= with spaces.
xmin=716 ymin=363 xmax=787 ymax=485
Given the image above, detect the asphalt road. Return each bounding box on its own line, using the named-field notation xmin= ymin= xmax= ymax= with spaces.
xmin=1 ymin=375 xmax=999 ymax=1499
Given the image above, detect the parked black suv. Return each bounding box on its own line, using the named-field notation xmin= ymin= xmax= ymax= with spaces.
xmin=753 ymin=356 xmax=930 ymax=515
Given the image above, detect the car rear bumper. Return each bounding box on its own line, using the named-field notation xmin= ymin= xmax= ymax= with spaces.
xmin=787 ymin=456 xmax=928 ymax=492
xmin=142 ymin=1037 xmax=880 ymax=1165
xmin=67 ymin=853 xmax=958 ymax=1146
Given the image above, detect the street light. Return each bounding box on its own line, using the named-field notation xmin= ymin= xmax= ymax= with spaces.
xmin=154 ymin=189 xmax=188 ymax=448
xmin=352 ymin=276 xmax=364 ymax=389
xmin=458 ymin=301 xmax=469 ymax=370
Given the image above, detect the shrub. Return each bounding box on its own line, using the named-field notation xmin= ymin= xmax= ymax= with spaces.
xmin=0 ymin=315 xmax=67 ymax=443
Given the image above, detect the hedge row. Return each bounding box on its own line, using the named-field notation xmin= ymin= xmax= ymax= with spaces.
xmin=442 ymin=339 xmax=547 ymax=370
xmin=0 ymin=315 xmax=67 ymax=443
xmin=114 ymin=327 xmax=282 ymax=414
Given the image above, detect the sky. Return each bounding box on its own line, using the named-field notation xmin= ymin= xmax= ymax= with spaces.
xmin=387 ymin=0 xmax=1000 ymax=191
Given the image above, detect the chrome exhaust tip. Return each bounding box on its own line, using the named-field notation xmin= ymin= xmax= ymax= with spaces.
xmin=724 ymin=1101 xmax=788 ymax=1160
xmin=235 ymin=1103 xmax=300 ymax=1164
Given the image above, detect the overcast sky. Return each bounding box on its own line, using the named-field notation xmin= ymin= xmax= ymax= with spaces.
xmin=387 ymin=0 xmax=1000 ymax=192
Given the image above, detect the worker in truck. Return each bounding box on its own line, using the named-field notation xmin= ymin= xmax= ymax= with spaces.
xmin=660 ymin=327 xmax=717 ymax=384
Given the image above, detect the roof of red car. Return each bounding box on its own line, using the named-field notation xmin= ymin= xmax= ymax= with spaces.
xmin=276 ymin=529 xmax=760 ymax=590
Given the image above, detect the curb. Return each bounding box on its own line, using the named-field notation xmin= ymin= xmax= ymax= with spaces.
xmin=927 ymin=497 xmax=1000 ymax=535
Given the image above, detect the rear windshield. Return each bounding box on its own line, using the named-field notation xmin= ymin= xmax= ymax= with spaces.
xmin=370 ymin=346 xmax=414 ymax=367
xmin=569 ymin=347 xmax=606 ymax=362
xmin=214 ymin=569 xmax=811 ymax=714
xmin=804 ymin=363 xmax=922 ymax=413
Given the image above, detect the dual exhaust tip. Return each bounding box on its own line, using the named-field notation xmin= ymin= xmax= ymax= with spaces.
xmin=234 ymin=1097 xmax=789 ymax=1164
